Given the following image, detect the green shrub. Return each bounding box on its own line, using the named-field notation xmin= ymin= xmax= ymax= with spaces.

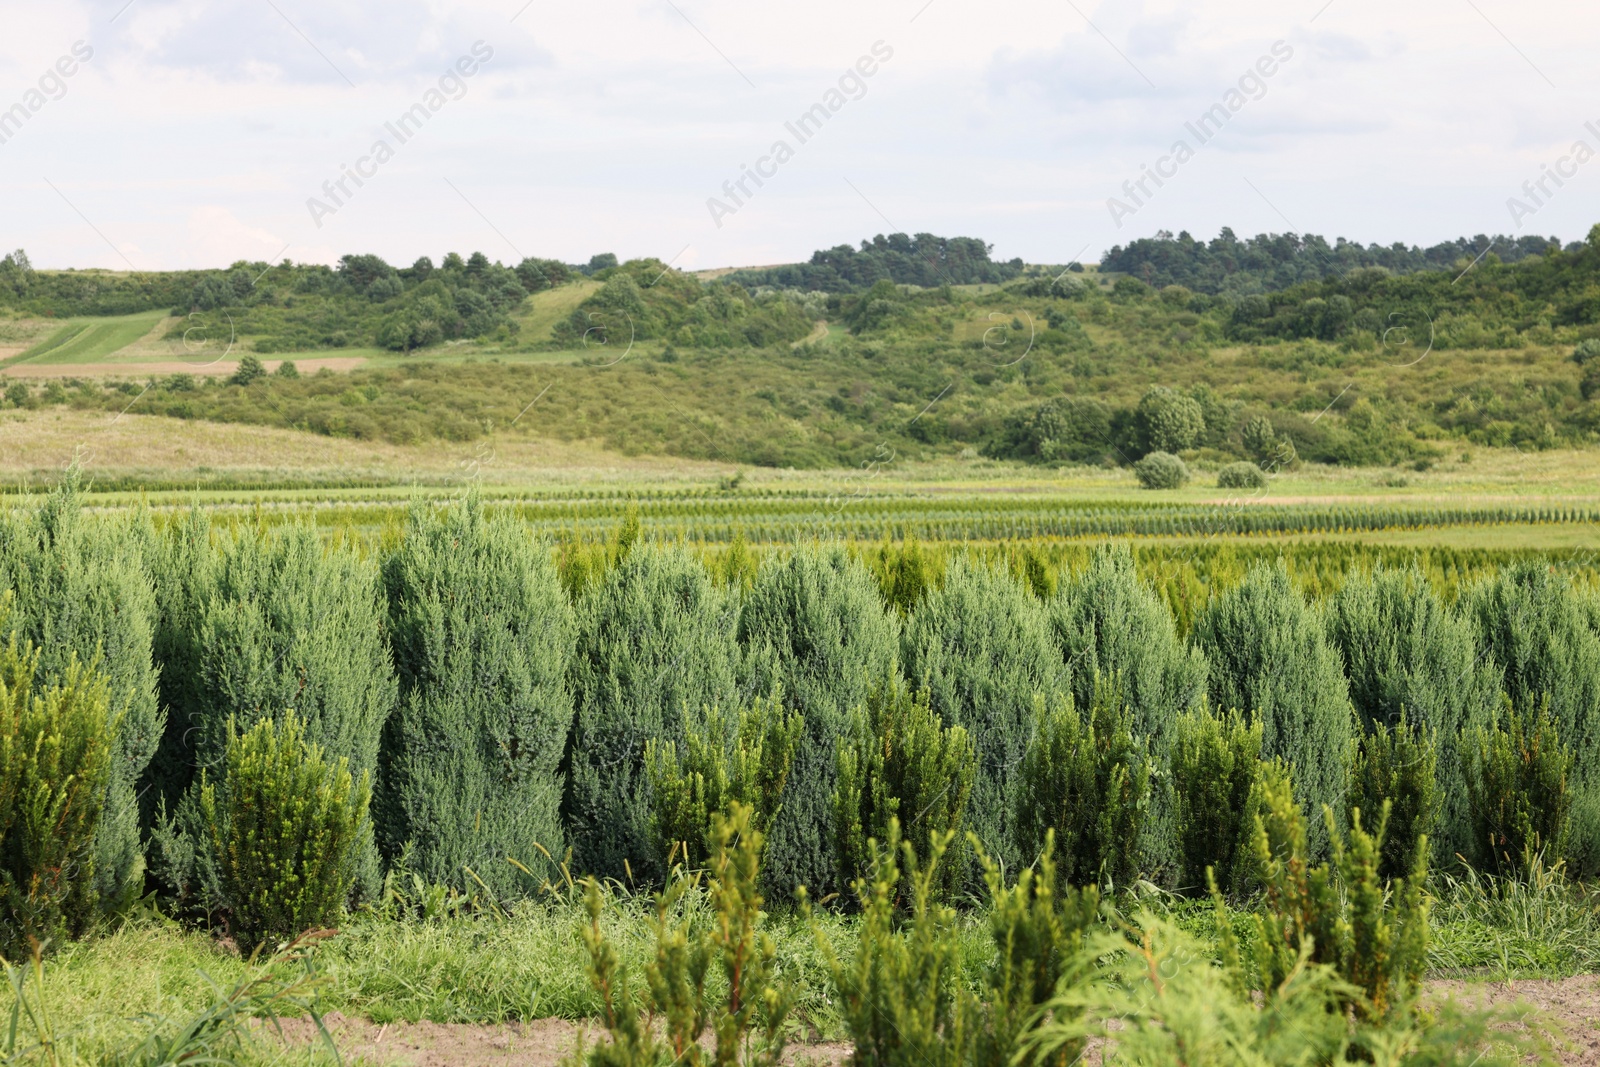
xmin=157 ymin=524 xmax=394 ymax=905
xmin=574 ymin=802 xmax=796 ymax=1067
xmin=1192 ymin=562 xmax=1355 ymax=857
xmin=1224 ymin=769 xmax=1429 ymax=1023
xmin=1170 ymin=707 xmax=1264 ymax=896
xmin=738 ymin=546 xmax=900 ymax=899
xmin=834 ymin=679 xmax=974 ymax=903
xmin=1347 ymin=716 xmax=1439 ymax=883
xmin=198 ymin=712 xmax=370 ymax=954
xmin=1132 ymin=451 xmax=1188 ymax=489
xmin=379 ymin=496 xmax=574 ymax=897
xmin=1215 ymin=461 xmax=1266 ymax=489
xmin=813 ymin=820 xmax=975 ymax=1067
xmin=975 ymin=831 xmax=1100 ymax=1067
xmin=1466 ymin=561 xmax=1600 ymax=875
xmin=1325 ymin=564 xmax=1498 ymax=864
xmin=644 ymin=694 xmax=800 ymax=872
xmin=1011 ymin=685 xmax=1149 ymax=890
xmin=0 ymin=476 xmax=159 ymax=913
xmin=1466 ymin=697 xmax=1572 ymax=877
xmin=143 ymin=508 xmax=217 ymax=819
xmin=0 ymin=629 xmax=116 ymax=958
xmin=1050 ymin=545 xmax=1206 ymax=879
xmin=565 ymin=546 xmax=739 ymax=885
xmin=902 ymin=559 xmax=1059 ymax=870
xmin=1135 ymin=386 xmax=1205 ymax=454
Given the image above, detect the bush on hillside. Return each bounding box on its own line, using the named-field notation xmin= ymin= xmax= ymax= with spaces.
xmin=1216 ymin=461 xmax=1266 ymax=490
xmin=737 ymin=546 xmax=900 ymax=900
xmin=379 ymin=496 xmax=575 ymax=896
xmin=564 ymin=546 xmax=739 ymax=885
xmin=1133 ymin=451 xmax=1188 ymax=489
xmin=901 ymin=559 xmax=1059 ymax=871
xmin=1192 ymin=562 xmax=1355 ymax=857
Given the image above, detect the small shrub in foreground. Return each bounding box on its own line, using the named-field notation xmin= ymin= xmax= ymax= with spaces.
xmin=200 ymin=712 xmax=370 ymax=954
xmin=1466 ymin=697 xmax=1572 ymax=878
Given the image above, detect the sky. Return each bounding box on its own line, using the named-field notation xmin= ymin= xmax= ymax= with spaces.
xmin=0 ymin=0 xmax=1597 ymax=272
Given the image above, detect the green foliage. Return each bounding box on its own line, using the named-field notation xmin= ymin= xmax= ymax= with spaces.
xmin=812 ymin=820 xmax=976 ymax=1067
xmin=833 ymin=680 xmax=974 ymax=903
xmin=1134 ymin=386 xmax=1205 ymax=455
xmin=901 ymin=558 xmax=1059 ymax=869
xmin=379 ymin=495 xmax=575 ymax=896
xmin=228 ymin=354 xmax=266 ymax=386
xmin=1012 ymin=686 xmax=1149 ymax=890
xmin=737 ymin=546 xmax=900 ymax=899
xmin=156 ymin=523 xmax=394 ymax=905
xmin=0 ymin=475 xmax=159 ymax=914
xmin=644 ymin=695 xmax=800 ymax=872
xmin=1050 ymin=545 xmax=1206 ymax=877
xmin=1347 ymin=717 xmax=1439 ymax=882
xmin=1216 ymin=461 xmax=1266 ymax=489
xmin=1325 ymin=564 xmax=1498 ymax=863
xmin=574 ymin=802 xmax=795 ymax=1067
xmin=565 ymin=546 xmax=739 ymax=884
xmin=728 ymin=232 xmax=1023 ymax=292
xmin=0 ymin=628 xmax=116 ymax=959
xmin=1465 ymin=561 xmax=1600 ymax=875
xmin=976 ymin=831 xmax=1100 ymax=1067
xmin=199 ymin=712 xmax=370 ymax=954
xmin=870 ymin=538 xmax=937 ymax=616
xmin=1170 ymin=707 xmax=1264 ymax=896
xmin=1465 ymin=697 xmax=1572 ymax=877
xmin=143 ymin=508 xmax=217 ymax=819
xmin=1132 ymin=450 xmax=1188 ymax=489
xmin=1241 ymin=413 xmax=1298 ymax=470
xmin=1226 ymin=770 xmax=1429 ymax=1023
xmin=1193 ymin=561 xmax=1355 ymax=857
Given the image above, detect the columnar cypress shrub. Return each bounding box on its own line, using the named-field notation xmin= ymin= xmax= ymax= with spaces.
xmin=199 ymin=711 xmax=370 ymax=954
xmin=160 ymin=524 xmax=394 ymax=902
xmin=1465 ymin=697 xmax=1572 ymax=877
xmin=564 ymin=545 xmax=739 ymax=885
xmin=1192 ymin=562 xmax=1355 ymax=857
xmin=738 ymin=545 xmax=900 ymax=899
xmin=1347 ymin=717 xmax=1439 ymax=882
xmin=380 ymin=497 xmax=575 ymax=897
xmin=0 ymin=478 xmax=159 ymax=912
xmin=0 ymin=619 xmax=116 ymax=959
xmin=902 ymin=558 xmax=1059 ymax=869
xmin=1051 ymin=544 xmax=1207 ymax=879
xmin=1011 ymin=686 xmax=1149 ymax=890
xmin=834 ymin=679 xmax=975 ymax=903
xmin=1325 ymin=565 xmax=1497 ymax=863
xmin=1465 ymin=562 xmax=1600 ymax=876
xmin=143 ymin=507 xmax=217 ymax=818
xmin=1170 ymin=706 xmax=1263 ymax=896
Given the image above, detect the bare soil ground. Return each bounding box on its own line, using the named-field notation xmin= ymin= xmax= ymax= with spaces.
xmin=272 ymin=1014 xmax=851 ymax=1067
xmin=264 ymin=978 xmax=1600 ymax=1067
xmin=1 ymin=357 xmax=367 ymax=378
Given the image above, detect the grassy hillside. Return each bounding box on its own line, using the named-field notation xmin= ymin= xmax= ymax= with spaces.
xmin=8 ymin=310 xmax=169 ymax=365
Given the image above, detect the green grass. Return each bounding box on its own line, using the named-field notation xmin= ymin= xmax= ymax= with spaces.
xmin=9 ymin=310 xmax=168 ymax=365
xmin=512 ymin=279 xmax=601 ymax=342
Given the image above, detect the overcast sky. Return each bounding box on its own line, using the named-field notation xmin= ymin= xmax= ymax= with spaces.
xmin=0 ymin=0 xmax=1596 ymax=272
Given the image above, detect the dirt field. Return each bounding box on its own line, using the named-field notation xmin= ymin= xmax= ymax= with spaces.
xmin=0 ymin=357 xmax=368 ymax=378
xmin=266 ymin=978 xmax=1599 ymax=1067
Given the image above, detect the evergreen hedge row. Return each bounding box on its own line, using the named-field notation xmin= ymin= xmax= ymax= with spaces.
xmin=1 ymin=485 xmax=1597 ymax=935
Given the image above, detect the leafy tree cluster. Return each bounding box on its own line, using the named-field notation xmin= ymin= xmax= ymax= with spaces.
xmin=1103 ymin=226 xmax=1568 ymax=295
xmin=726 ymin=232 xmax=1025 ymax=292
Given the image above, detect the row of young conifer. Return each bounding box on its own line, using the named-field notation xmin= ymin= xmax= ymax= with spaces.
xmin=0 ymin=480 xmax=1594 ymax=948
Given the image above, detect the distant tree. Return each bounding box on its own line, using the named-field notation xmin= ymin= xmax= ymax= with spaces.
xmin=1135 ymin=387 xmax=1205 ymax=455
xmin=229 ymin=354 xmax=266 ymax=386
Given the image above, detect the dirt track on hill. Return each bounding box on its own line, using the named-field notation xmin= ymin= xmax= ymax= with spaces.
xmin=0 ymin=357 xmax=366 ymax=377
xmin=268 ymin=977 xmax=1600 ymax=1067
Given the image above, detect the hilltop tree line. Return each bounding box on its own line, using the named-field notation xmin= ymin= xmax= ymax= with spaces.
xmin=725 ymin=232 xmax=1026 ymax=292
xmin=1102 ymin=227 xmax=1573 ymax=296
